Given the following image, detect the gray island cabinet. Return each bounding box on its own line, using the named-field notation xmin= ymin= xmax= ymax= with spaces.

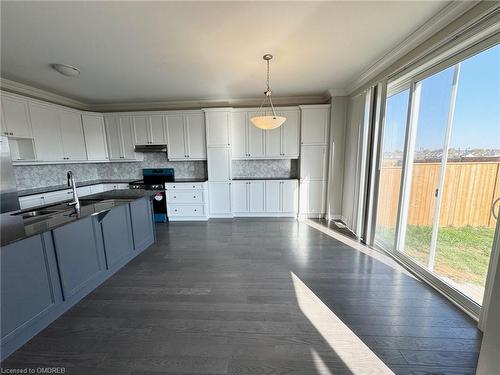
xmin=0 ymin=196 xmax=155 ymax=360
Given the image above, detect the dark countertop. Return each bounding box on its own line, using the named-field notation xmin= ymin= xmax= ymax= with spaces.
xmin=232 ymin=177 xmax=299 ymax=181
xmin=1 ymin=190 xmax=155 ymax=247
xmin=18 ymin=179 xmax=134 ymax=197
xmin=171 ymin=178 xmax=208 ymax=183
xmin=81 ymin=189 xmax=162 ymax=201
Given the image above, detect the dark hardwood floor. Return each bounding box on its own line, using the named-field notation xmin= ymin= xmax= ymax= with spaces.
xmin=2 ymin=219 xmax=481 ymax=374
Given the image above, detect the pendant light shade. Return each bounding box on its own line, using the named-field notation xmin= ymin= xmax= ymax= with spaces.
xmin=250 ymin=115 xmax=287 ymax=130
xmin=250 ymin=54 xmax=286 ymax=130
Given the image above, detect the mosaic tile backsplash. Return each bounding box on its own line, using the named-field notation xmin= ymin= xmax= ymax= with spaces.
xmin=14 ymin=153 xmax=207 ymax=190
xmin=231 ymin=159 xmax=299 ymax=179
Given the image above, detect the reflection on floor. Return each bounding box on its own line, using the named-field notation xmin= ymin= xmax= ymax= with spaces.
xmin=3 ymin=219 xmax=481 ymax=374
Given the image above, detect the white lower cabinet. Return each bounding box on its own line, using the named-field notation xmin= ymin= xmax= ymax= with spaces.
xmin=18 ymin=195 xmax=45 ymax=210
xmin=232 ymin=179 xmax=298 ymax=217
xmin=166 ymin=182 xmax=208 ymax=221
xmin=208 ymin=182 xmax=232 ymax=217
xmin=17 ymin=183 xmax=130 ymax=210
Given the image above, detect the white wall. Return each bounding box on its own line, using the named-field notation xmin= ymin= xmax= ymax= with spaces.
xmin=341 ymin=93 xmax=366 ymax=231
xmin=326 ymin=97 xmax=347 ymax=220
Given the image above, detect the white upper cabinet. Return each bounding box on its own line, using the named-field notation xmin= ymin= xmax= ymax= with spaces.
xmin=104 ymin=116 xmax=122 ymax=160
xmin=59 ymin=110 xmax=87 ymax=161
xmin=132 ymin=115 xmax=149 ymax=145
xmin=185 ymin=112 xmax=206 ymax=159
xmin=166 ymin=111 xmax=206 ymax=161
xmin=133 ymin=114 xmax=167 ymax=145
xmin=149 ymin=114 xmax=167 ymax=144
xmin=165 ymin=113 xmax=185 ymax=159
xmin=233 ymin=108 xmax=300 ymax=159
xmin=1 ymin=95 xmax=33 ymax=138
xmin=247 ymin=111 xmax=265 ymax=158
xmin=300 ymin=105 xmax=330 ymax=145
xmin=118 ymin=116 xmax=136 ymax=160
xmin=104 ymin=115 xmax=140 ymax=161
xmin=29 ymin=103 xmax=64 ymax=161
xmin=82 ymin=114 xmax=108 ymax=161
xmin=205 ymin=110 xmax=231 ymax=147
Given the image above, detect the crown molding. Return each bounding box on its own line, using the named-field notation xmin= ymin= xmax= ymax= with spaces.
xmin=0 ymin=77 xmax=329 ymax=112
xmin=344 ymin=1 xmax=479 ymax=95
xmin=87 ymin=94 xmax=329 ymax=112
xmin=0 ymin=78 xmax=89 ymax=110
xmin=327 ymin=88 xmax=348 ymax=97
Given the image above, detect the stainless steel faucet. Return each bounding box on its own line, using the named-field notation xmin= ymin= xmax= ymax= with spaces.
xmin=67 ymin=171 xmax=80 ymax=210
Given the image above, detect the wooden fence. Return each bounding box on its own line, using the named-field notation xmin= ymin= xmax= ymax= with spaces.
xmin=377 ymin=161 xmax=500 ymax=228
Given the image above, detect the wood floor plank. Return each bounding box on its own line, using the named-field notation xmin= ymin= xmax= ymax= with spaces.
xmin=2 ymin=219 xmax=481 ymax=374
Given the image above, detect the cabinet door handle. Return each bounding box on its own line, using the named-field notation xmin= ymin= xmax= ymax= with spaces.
xmin=173 ymin=196 xmax=177 ymax=198
xmin=193 ymin=196 xmax=196 ymax=198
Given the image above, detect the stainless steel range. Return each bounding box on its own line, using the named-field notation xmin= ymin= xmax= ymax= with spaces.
xmin=129 ymin=168 xmax=175 ymax=222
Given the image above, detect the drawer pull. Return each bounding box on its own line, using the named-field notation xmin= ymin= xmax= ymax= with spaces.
xmin=174 ymin=196 xmax=177 ymax=198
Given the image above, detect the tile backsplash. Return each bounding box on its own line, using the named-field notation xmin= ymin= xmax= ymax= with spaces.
xmin=14 ymin=153 xmax=207 ymax=190
xmin=232 ymin=159 xmax=298 ymax=179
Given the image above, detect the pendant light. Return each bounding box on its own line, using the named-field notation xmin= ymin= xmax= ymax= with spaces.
xmin=250 ymin=54 xmax=286 ymax=130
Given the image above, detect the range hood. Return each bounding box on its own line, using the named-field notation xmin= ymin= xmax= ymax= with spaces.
xmin=134 ymin=144 xmax=167 ymax=152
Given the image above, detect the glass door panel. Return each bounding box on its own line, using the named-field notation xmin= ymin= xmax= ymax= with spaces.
xmin=374 ymin=89 xmax=409 ymax=250
xmin=400 ymin=66 xmax=456 ymax=266
xmin=434 ymin=45 xmax=500 ymax=305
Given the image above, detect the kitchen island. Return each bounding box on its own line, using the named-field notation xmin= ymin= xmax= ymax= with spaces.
xmin=0 ymin=190 xmax=156 ymax=360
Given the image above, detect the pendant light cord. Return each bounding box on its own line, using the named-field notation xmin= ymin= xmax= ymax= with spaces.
xmin=257 ymin=57 xmax=277 ymax=117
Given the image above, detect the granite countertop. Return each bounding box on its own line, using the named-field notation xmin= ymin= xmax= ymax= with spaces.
xmin=18 ymin=179 xmax=134 ymax=197
xmin=1 ymin=190 xmax=155 ymax=247
xmin=232 ymin=177 xmax=299 ymax=181
xmin=172 ymin=178 xmax=208 ymax=183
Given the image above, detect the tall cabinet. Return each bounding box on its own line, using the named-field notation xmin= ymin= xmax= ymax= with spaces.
xmin=299 ymin=105 xmax=330 ymax=218
xmin=204 ymin=109 xmax=232 ymax=217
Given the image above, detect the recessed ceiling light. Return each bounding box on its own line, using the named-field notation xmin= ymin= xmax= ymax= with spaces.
xmin=51 ymin=63 xmax=80 ymax=77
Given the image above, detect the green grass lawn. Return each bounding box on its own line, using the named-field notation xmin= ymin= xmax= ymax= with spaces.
xmin=377 ymin=225 xmax=495 ymax=287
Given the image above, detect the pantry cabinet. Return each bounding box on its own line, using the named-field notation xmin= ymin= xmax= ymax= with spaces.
xmin=165 ymin=111 xmax=206 ymax=160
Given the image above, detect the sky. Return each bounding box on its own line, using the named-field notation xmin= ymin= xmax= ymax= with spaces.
xmin=383 ymin=43 xmax=500 ymax=152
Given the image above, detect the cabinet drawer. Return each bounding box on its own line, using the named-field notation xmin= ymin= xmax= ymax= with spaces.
xmin=168 ymin=204 xmax=205 ymax=217
xmin=165 ymin=182 xmax=205 ymax=190
xmin=166 ymin=190 xmax=204 ymax=204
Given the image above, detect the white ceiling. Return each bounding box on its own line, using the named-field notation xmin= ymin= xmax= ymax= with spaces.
xmin=1 ymin=1 xmax=451 ymax=104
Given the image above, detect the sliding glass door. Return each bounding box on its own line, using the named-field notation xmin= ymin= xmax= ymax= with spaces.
xmin=374 ymin=43 xmax=500 ymax=309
